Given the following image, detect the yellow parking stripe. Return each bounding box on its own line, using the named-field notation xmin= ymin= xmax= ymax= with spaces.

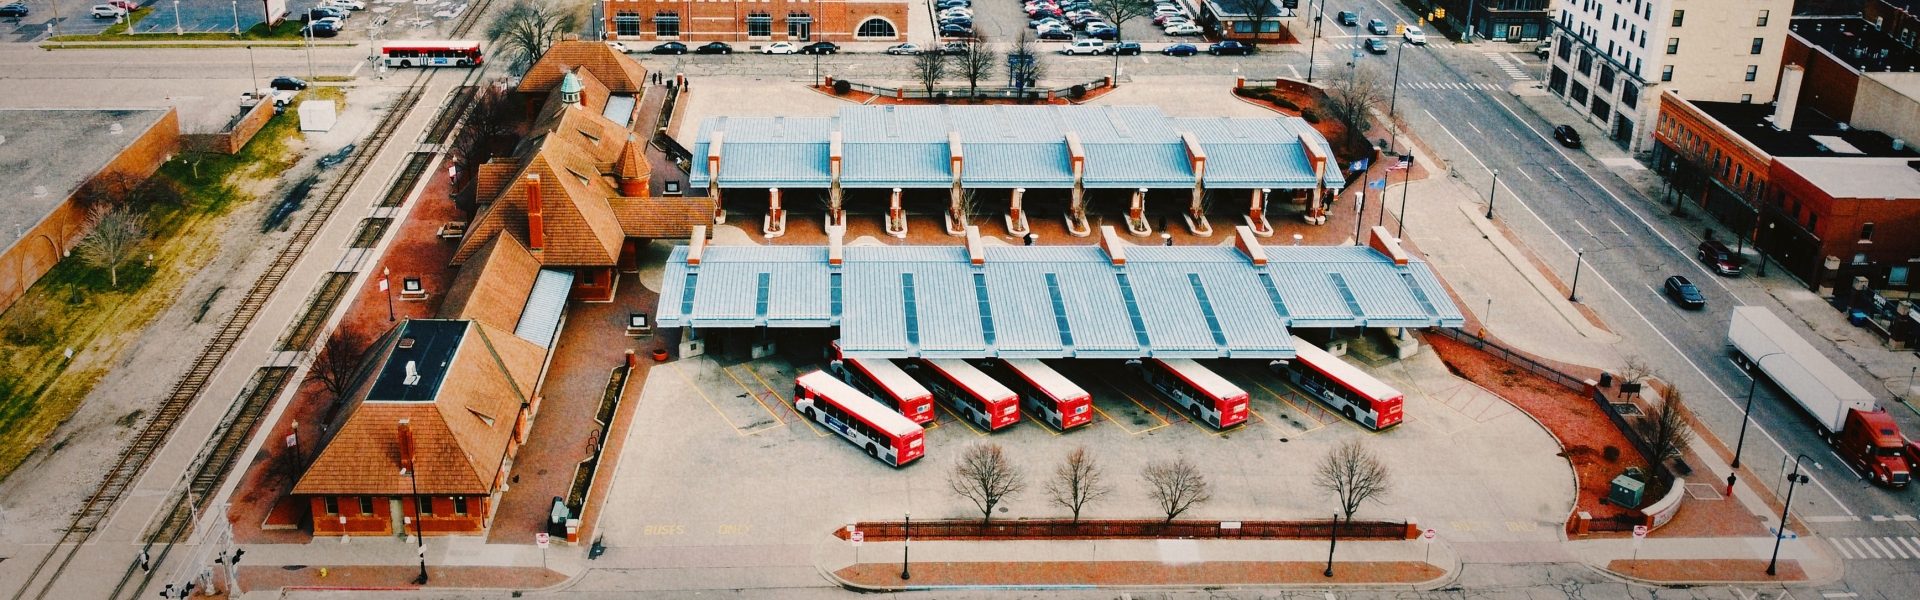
xmin=723 ymin=365 xmax=786 ymax=427
xmin=669 ymin=363 xmax=753 ymax=437
xmin=937 ymin=403 xmax=989 ymax=437
xmin=742 ymin=361 xmax=826 ymax=437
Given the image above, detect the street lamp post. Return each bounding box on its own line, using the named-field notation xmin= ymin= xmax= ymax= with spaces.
xmin=1306 ymin=0 xmax=1326 ymax=82
xmin=1485 ymin=169 xmax=1500 ymax=220
xmin=231 ymin=0 xmax=239 ymax=35
xmin=1767 ymin=454 xmax=1813 ymax=576
xmin=383 ymin=267 xmax=395 ymax=321
xmin=173 ymin=0 xmax=182 ymax=35
xmin=1352 ymin=190 xmax=1365 ymax=243
xmin=407 ymin=464 xmax=428 ymax=584
xmin=1396 ymin=157 xmax=1411 ymax=238
xmin=1568 ymin=248 xmax=1586 ymax=301
xmin=1387 ymin=41 xmax=1406 ymax=151
xmin=1323 ymin=513 xmax=1339 ymax=577
xmin=900 ymin=512 xmax=911 ymax=580
xmin=1730 ymin=352 xmax=1785 ymax=491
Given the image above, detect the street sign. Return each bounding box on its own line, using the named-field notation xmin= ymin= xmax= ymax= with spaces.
xmin=1632 ymin=525 xmax=1648 ymax=538
xmin=536 ymin=532 xmax=550 ymax=548
xmin=849 ymin=530 xmax=864 ymax=544
xmin=1423 ymin=528 xmax=1437 ymax=542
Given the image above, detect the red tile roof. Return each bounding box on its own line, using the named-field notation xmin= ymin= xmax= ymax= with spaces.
xmin=438 ymin=235 xmax=541 ymax=331
xmin=518 ymin=40 xmax=647 ymax=95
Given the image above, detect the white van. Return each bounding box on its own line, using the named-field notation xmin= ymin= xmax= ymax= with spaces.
xmin=1060 ymin=39 xmax=1107 ymax=55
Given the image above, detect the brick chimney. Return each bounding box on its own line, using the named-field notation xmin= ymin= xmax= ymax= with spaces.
xmin=525 ymin=173 xmax=545 ymax=251
xmin=396 ymin=418 xmax=416 ymax=474
xmin=616 ymin=134 xmax=649 ymax=197
xmin=1775 ymin=64 xmax=1805 ymax=131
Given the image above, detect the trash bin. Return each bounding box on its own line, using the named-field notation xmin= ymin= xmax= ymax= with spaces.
xmin=1850 ymin=311 xmax=1870 ymax=326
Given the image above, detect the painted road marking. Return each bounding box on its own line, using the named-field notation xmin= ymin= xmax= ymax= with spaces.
xmin=1831 ymin=537 xmax=1920 ymax=560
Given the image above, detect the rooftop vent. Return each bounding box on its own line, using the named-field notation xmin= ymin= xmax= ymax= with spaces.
xmin=109 ymin=123 xmax=124 ymax=135
xmin=403 ymin=360 xmax=421 ymax=386
xmin=398 ymin=337 xmax=416 ymax=349
xmin=33 ymin=186 xmax=47 ymax=198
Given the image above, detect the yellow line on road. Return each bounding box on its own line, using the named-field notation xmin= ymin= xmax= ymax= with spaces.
xmin=742 ymin=361 xmax=826 ymax=437
xmin=1090 ymin=403 xmax=1136 ymax=434
xmin=723 ymin=365 xmax=786 ymax=428
xmin=937 ymin=403 xmax=988 ymax=437
xmin=669 ymin=363 xmax=750 ymax=436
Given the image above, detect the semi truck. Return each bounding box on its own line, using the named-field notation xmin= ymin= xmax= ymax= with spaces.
xmin=1728 ymin=307 xmax=1910 ymax=488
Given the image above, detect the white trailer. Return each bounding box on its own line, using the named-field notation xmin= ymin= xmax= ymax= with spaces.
xmin=1726 ymin=306 xmax=1877 ymax=434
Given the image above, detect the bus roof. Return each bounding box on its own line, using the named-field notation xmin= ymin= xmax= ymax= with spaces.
xmin=850 ymin=357 xmax=932 ymax=400
xmin=924 ymin=359 xmax=1017 ymax=402
xmin=1153 ymin=358 xmax=1246 ymax=400
xmin=796 ymin=371 xmax=923 ymax=436
xmin=381 ymin=41 xmax=482 ymax=50
xmin=1002 ymin=359 xmax=1089 ymax=402
xmin=1289 ymin=336 xmax=1402 ymax=401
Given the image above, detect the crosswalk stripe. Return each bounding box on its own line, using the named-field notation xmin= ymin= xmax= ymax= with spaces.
xmin=1868 ymin=537 xmax=1894 ymax=558
xmin=1849 ymin=538 xmax=1879 ymax=559
xmin=1901 ymin=537 xmax=1920 ymax=556
xmin=1883 ymin=537 xmax=1911 ymax=559
xmin=1833 ymin=538 xmax=1856 ymax=559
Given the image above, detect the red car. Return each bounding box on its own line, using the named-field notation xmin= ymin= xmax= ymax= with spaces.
xmin=109 ymin=0 xmax=138 ymax=9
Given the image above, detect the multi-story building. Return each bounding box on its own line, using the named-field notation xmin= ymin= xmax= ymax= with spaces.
xmin=1546 ymin=0 xmax=1791 ymax=151
xmin=1424 ymin=0 xmax=1551 ymax=42
xmin=601 ymin=0 xmax=908 ymax=44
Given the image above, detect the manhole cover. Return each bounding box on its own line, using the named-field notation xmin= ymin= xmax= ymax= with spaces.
xmin=1611 ymin=403 xmax=1641 ymax=416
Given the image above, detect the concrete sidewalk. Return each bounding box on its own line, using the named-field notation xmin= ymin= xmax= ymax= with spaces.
xmin=817 ymin=538 xmax=1458 ymax=590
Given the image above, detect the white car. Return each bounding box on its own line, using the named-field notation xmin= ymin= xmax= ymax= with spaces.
xmin=762 ymin=42 xmax=798 ymax=54
xmin=939 ymin=7 xmax=972 ymax=18
xmin=89 ymin=4 xmax=125 ymax=17
xmin=886 ymin=43 xmax=921 ymax=55
xmin=605 ymin=41 xmax=633 ymax=53
xmin=321 ymin=0 xmax=366 ymax=9
xmin=1163 ymin=22 xmax=1202 ymax=35
xmin=1060 ymin=39 xmax=1107 ymax=55
xmin=1153 ymin=5 xmax=1185 ymax=15
xmin=1403 ymin=25 xmax=1427 ymax=44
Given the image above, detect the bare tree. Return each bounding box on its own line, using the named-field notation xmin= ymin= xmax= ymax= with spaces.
xmin=486 ymin=0 xmax=578 ymax=74
xmin=75 ymin=206 xmax=146 ymax=288
xmin=76 ymin=172 xmax=144 ymax=211
xmin=1091 ymin=0 xmax=1153 ymax=82
xmin=1640 ymin=389 xmax=1694 ymax=483
xmin=1009 ymin=30 xmax=1046 ymax=101
xmin=307 ymin=328 xmax=370 ymax=401
xmin=1221 ymin=0 xmax=1280 ymax=42
xmin=1617 ymin=354 xmax=1653 ymax=389
xmin=949 ymin=442 xmax=1024 ymax=523
xmin=912 ymin=49 xmax=951 ymax=95
xmin=1321 ymin=64 xmax=1388 ymax=149
xmin=956 ymin=36 xmax=997 ymax=98
xmin=1046 ymin=447 xmax=1111 ymax=523
xmin=1141 ymin=456 xmax=1212 ymax=523
xmin=1313 ymin=439 xmax=1392 ymax=522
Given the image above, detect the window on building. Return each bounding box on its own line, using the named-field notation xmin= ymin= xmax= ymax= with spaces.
xmin=1549 ymin=66 xmax=1569 ymax=94
xmin=746 ymin=12 xmax=772 ymax=38
xmin=1666 ymin=38 xmax=1678 ymax=54
xmin=1571 ymin=82 xmax=1589 ymax=104
xmin=323 ymin=497 xmax=339 ymax=515
xmin=1591 ymin=96 xmax=1611 ymax=121
xmin=1558 ymin=35 xmax=1573 ymax=60
xmin=454 ymin=497 xmax=470 ymax=516
xmin=1756 ymin=9 xmax=1769 ymax=26
xmin=614 ymin=12 xmax=640 ymax=36
xmin=417 ymin=497 xmax=433 ymax=516
xmin=1598 ymin=66 xmax=1616 ymax=91
xmin=358 ymin=496 xmax=375 ymax=515
xmin=1578 ymin=50 xmax=1594 ymax=76
xmin=856 ymin=17 xmax=896 ymax=38
xmin=1745 ymin=65 xmax=1758 ymax=81
xmin=1662 ymin=65 xmax=1674 ymax=81
xmin=787 ymin=12 xmax=812 ymax=40
xmin=1741 ymin=93 xmax=1753 ymax=103
xmin=654 ymin=11 xmax=679 ymax=37
xmin=1621 ymin=82 xmax=1640 ymax=109
xmin=1751 ymin=38 xmax=1763 ymax=54
xmin=1892 ymin=266 xmax=1910 ymax=286
xmin=1809 ymin=213 xmax=1818 ymax=231
xmin=1853 ymin=253 xmax=1869 ymax=265
xmin=1861 ymin=222 xmax=1876 ymax=241
xmin=1671 ymin=9 xmax=1684 ymax=26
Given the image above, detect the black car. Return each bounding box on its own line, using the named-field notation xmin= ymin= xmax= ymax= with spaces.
xmin=1553 ymin=124 xmax=1583 ymax=147
xmin=1366 ymin=18 xmax=1389 ymax=35
xmin=269 ymin=76 xmax=309 ymax=91
xmin=940 ymin=23 xmax=973 ymax=36
xmin=305 ymin=6 xmax=346 ymax=21
xmin=801 ymin=41 xmax=840 ymax=54
xmin=937 ymin=0 xmax=969 ymax=6
xmin=1161 ymin=43 xmax=1197 ymax=56
xmin=1337 ymin=10 xmax=1358 ymax=26
xmin=650 ymin=41 xmax=688 ymax=54
xmin=301 ymin=21 xmax=339 ymax=37
xmin=0 ymin=2 xmax=28 ymax=17
xmin=1038 ymin=28 xmax=1073 ymax=40
xmin=1209 ymin=41 xmax=1254 ymax=56
xmin=940 ymin=17 xmax=973 ymax=28
xmin=694 ymin=41 xmax=733 ymax=54
xmin=1109 ymin=41 xmax=1140 ymax=55
xmin=1363 ymin=38 xmax=1388 ymax=54
xmin=1664 ymin=275 xmax=1707 ymax=309
xmin=1086 ymin=25 xmax=1117 ymax=39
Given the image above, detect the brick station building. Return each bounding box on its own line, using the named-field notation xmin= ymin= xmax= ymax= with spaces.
xmin=601 ymin=0 xmax=908 ymax=44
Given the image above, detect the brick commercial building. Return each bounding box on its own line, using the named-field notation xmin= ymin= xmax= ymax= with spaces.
xmin=602 ymin=0 xmax=909 ymax=44
xmin=0 ymin=108 xmax=180 ymax=312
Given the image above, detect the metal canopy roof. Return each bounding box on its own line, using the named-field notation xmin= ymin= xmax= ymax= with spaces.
xmin=658 ymin=237 xmax=1464 ymax=360
xmin=687 ymin=105 xmax=1346 ymax=192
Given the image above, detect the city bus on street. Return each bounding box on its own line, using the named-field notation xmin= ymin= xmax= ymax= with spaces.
xmin=829 ymin=342 xmax=935 ymax=424
xmin=981 ymin=359 xmax=1093 ymax=431
xmin=792 ymin=370 xmax=925 ymax=467
xmin=908 ymin=359 xmax=1022 ymax=431
xmin=379 ymin=41 xmax=485 ymax=67
xmin=1269 ymin=336 xmax=1404 ymax=430
xmin=1130 ymin=358 xmax=1249 ymax=429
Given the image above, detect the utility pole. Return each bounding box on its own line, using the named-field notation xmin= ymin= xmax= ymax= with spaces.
xmin=1485 ymin=169 xmax=1500 ymax=220
xmin=899 ymin=512 xmax=911 ymax=580
xmin=1569 ymin=248 xmax=1586 ymax=301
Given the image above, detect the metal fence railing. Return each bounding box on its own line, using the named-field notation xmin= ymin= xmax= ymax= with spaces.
xmin=844 ymin=518 xmax=1412 ymax=541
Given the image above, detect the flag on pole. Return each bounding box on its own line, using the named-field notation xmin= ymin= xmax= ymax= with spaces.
xmin=379 ymin=277 xmax=389 ymax=291
xmin=1369 ymin=178 xmax=1387 ymax=190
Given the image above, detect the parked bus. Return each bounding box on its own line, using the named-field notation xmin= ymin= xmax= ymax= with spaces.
xmin=792 ymin=371 xmax=925 ymax=467
xmin=379 ymin=41 xmax=484 ymax=68
xmin=1268 ymin=336 xmax=1404 ymax=430
xmin=981 ymin=359 xmax=1093 ymax=431
xmin=908 ymin=359 xmax=1022 ymax=431
xmin=1130 ymin=358 xmax=1249 ymax=429
xmin=829 ymin=342 xmax=935 ymax=424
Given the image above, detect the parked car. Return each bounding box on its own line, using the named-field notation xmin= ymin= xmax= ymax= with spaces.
xmin=1209 ymin=41 xmax=1253 ymax=55
xmin=886 ymin=42 xmax=922 ymax=55
xmin=1553 ymin=124 xmax=1583 ymax=147
xmin=937 ymin=0 xmax=969 ymax=6
xmin=1161 ymin=43 xmax=1197 ymax=56
xmin=1153 ymin=13 xmax=1189 ymax=25
xmin=1366 ymin=18 xmax=1388 ymax=35
xmin=305 ymin=6 xmax=346 ymax=21
xmin=604 ymin=41 xmax=633 ymax=53
xmin=0 ymin=2 xmax=30 ymax=17
xmin=762 ymin=42 xmax=798 ymax=54
xmin=1337 ymin=10 xmax=1358 ymax=26
xmin=940 ymin=23 xmax=973 ymax=36
xmin=1163 ymin=22 xmax=1202 ymax=35
xmin=1403 ymin=25 xmax=1426 ymax=44
xmin=1109 ymin=41 xmax=1141 ymax=55
xmin=90 ymin=4 xmax=126 ymax=18
xmin=800 ymin=41 xmax=840 ymax=54
xmin=301 ymin=18 xmax=340 ymax=36
xmin=650 ymin=41 xmax=688 ymax=54
xmin=1364 ymin=37 xmax=1388 ymax=54
xmin=321 ymin=0 xmax=365 ymax=10
xmin=1038 ymin=28 xmax=1074 ymax=40
xmin=940 ymin=17 xmax=973 ymax=28
xmin=1697 ymin=240 xmax=1745 ymax=276
xmin=107 ymin=0 xmax=137 ymax=10
xmin=1664 ymin=275 xmax=1707 ymax=309
xmin=1060 ymin=39 xmax=1107 ymax=55
xmin=1030 ymin=16 xmax=1064 ymax=28
xmin=269 ymin=76 xmax=309 ymax=90
xmin=940 ymin=41 xmax=969 ymax=55
xmin=694 ymin=41 xmax=734 ymax=54
xmin=1086 ymin=24 xmax=1117 ymax=39
xmin=939 ymin=7 xmax=972 ymax=17
xmin=1533 ymin=38 xmax=1552 ymax=58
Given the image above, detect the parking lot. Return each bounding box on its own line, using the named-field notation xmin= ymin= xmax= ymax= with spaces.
xmin=596 ymin=336 xmax=1574 ymax=557
xmin=107 ymin=0 xmax=464 ymax=38
xmin=935 ymin=0 xmax=1206 ymax=47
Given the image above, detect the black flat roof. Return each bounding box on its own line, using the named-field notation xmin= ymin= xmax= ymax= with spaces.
xmin=1789 ymin=17 xmax=1920 ymax=73
xmin=1693 ymin=100 xmax=1920 ymax=158
xmin=366 ymin=320 xmax=467 ymax=402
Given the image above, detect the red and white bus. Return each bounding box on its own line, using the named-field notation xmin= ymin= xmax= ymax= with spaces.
xmin=379 ymin=41 xmax=484 ymax=68
xmin=1130 ymin=358 xmax=1249 ymax=429
xmin=829 ymin=342 xmax=935 ymax=424
xmin=792 ymin=371 xmax=925 ymax=467
xmin=1269 ymin=336 xmax=1404 ymax=430
xmin=908 ymin=359 xmax=1022 ymax=431
xmin=984 ymin=359 xmax=1093 ymax=431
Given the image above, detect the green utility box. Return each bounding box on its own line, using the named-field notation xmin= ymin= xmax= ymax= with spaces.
xmin=1607 ymin=473 xmax=1645 ymax=507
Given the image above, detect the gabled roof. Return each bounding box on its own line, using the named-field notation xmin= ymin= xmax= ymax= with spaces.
xmin=518 ymin=40 xmax=648 ymax=95
xmin=294 ymin=320 xmax=547 ymax=496
xmin=454 ymin=145 xmax=627 ymax=266
xmin=439 ymin=235 xmax=542 ymax=331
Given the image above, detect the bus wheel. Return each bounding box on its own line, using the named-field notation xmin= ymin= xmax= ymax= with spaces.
xmin=398 ymin=60 xmax=412 ymax=68
xmin=457 ymin=59 xmax=470 ymax=66
xmin=1343 ymin=406 xmax=1356 ymax=421
xmin=866 ymin=443 xmax=878 ymax=458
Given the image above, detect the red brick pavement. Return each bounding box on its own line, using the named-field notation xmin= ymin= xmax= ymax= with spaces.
xmin=1606 ymin=559 xmax=1805 ymax=582
xmin=836 ymin=560 xmax=1442 ymax=588
xmin=237 ymin=565 xmax=565 ymax=594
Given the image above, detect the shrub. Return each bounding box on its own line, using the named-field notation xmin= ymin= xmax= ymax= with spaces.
xmin=833 ymin=79 xmax=852 ymax=95
xmin=1272 ymin=96 xmax=1299 ymax=111
xmin=1300 ymin=107 xmax=1323 ymax=123
xmin=1070 ymin=84 xmax=1087 ymax=99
